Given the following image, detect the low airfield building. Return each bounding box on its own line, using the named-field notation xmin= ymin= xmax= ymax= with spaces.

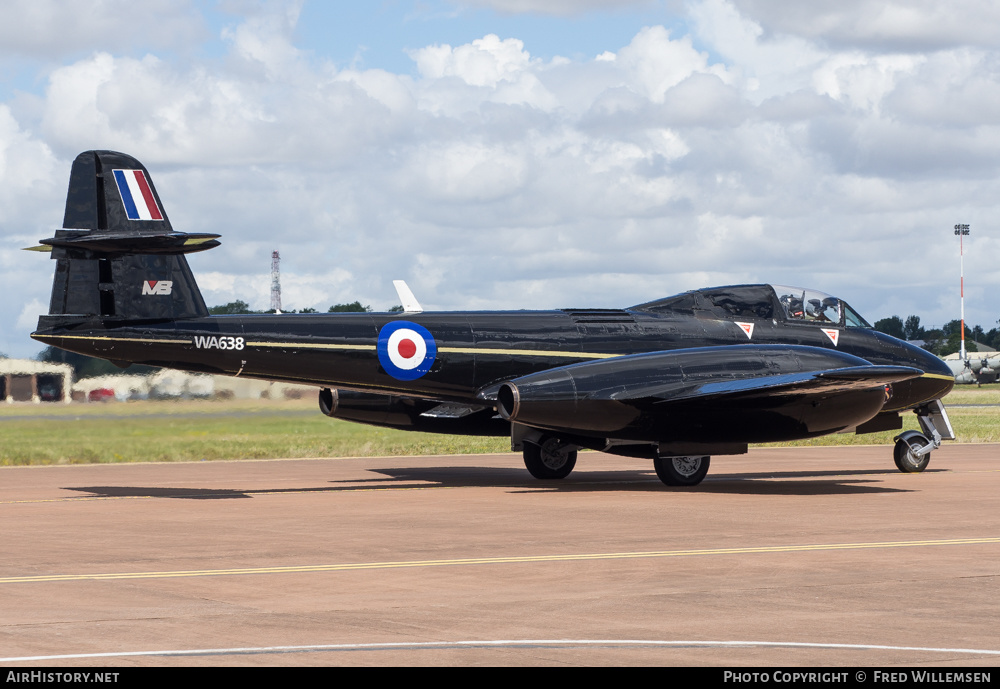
xmin=71 ymin=369 xmax=314 ymax=401
xmin=0 ymin=359 xmax=73 ymax=403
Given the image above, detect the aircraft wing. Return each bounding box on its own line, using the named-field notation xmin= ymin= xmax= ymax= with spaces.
xmin=492 ymin=344 xmax=921 ymax=444
xmin=623 ymin=365 xmax=919 ymax=403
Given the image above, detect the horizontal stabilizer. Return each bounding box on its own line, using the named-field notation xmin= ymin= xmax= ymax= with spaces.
xmin=38 ymin=230 xmax=221 ymax=256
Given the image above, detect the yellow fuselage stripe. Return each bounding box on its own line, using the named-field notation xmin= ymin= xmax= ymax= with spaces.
xmin=33 ymin=334 xmax=190 ymax=345
xmin=245 ymin=341 xmax=375 ymax=351
xmin=30 ymin=334 xmax=957 ymax=376
xmin=35 ymin=334 xmax=612 ymax=359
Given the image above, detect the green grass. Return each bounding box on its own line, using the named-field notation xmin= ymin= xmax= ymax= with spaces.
xmin=937 ymin=386 xmax=1000 ymax=406
xmin=0 ymin=397 xmax=316 ymax=418
xmin=0 ymin=398 xmax=507 ymax=466
xmin=0 ymin=385 xmax=997 ymax=466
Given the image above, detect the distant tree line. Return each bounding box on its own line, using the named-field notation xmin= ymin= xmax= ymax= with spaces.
xmin=208 ymin=300 xmax=403 ymax=314
xmin=872 ymin=315 xmax=1000 ymax=356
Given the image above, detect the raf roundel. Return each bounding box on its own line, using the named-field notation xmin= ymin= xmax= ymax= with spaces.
xmin=377 ymin=321 xmax=437 ymax=381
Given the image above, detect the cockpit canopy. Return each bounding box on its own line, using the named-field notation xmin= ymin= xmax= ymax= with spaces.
xmin=630 ymin=284 xmax=872 ymax=328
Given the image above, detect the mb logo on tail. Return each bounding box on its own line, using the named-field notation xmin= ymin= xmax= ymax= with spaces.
xmin=141 ymin=281 xmax=173 ymax=296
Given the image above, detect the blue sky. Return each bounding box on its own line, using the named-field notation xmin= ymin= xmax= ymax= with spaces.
xmin=291 ymin=1 xmax=692 ymax=73
xmin=1 ymin=1 xmax=691 ymax=89
xmin=0 ymin=0 xmax=999 ymax=357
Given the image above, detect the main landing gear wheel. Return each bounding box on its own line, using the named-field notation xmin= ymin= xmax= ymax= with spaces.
xmin=523 ymin=436 xmax=577 ymax=479
xmin=654 ymin=455 xmax=710 ymax=487
xmin=894 ymin=437 xmax=930 ymax=473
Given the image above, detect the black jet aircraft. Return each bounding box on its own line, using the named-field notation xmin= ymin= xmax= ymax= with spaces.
xmin=30 ymin=151 xmax=956 ymax=487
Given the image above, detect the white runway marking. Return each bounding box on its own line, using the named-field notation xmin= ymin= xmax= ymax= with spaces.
xmin=3 ymin=639 xmax=1000 ymax=662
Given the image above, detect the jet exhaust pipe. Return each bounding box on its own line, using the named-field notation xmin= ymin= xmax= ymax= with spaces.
xmin=318 ymin=387 xmax=432 ymax=426
xmin=496 ymin=383 xmax=519 ymax=421
xmin=319 ymin=388 xmax=509 ymax=436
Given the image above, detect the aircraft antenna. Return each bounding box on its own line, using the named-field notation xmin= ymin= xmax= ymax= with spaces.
xmin=271 ymin=250 xmax=282 ymax=314
xmin=954 ymin=224 xmax=970 ymax=360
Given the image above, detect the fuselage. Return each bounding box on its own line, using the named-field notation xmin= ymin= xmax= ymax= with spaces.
xmin=33 ymin=301 xmax=954 ymax=413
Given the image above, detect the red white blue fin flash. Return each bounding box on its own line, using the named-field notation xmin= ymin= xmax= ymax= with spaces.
xmin=113 ymin=169 xmax=163 ymax=221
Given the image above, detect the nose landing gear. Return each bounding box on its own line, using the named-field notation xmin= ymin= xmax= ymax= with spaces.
xmin=892 ymin=399 xmax=955 ymax=473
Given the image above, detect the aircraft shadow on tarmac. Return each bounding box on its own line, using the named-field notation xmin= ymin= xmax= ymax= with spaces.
xmin=367 ymin=466 xmax=927 ymax=495
xmin=62 ymin=465 xmax=937 ymax=500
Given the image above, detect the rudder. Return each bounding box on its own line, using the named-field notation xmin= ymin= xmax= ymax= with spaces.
xmin=63 ymin=150 xmax=174 ymax=235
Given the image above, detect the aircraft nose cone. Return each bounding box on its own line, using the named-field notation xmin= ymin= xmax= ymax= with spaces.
xmin=916 ymin=346 xmax=955 ymax=397
xmin=926 ymin=349 xmax=954 ymax=376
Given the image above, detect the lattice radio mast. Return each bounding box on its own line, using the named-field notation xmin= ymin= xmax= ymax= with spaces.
xmin=270 ymin=250 xmax=282 ymax=313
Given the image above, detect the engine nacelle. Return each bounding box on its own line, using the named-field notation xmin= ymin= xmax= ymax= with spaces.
xmin=496 ymin=345 xmax=910 ymax=444
xmin=953 ymin=370 xmax=977 ymax=385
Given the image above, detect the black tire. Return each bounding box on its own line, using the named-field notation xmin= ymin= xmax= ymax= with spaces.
xmin=654 ymin=455 xmax=710 ymax=486
xmin=523 ymin=436 xmax=577 ymax=479
xmin=894 ymin=438 xmax=930 ymax=473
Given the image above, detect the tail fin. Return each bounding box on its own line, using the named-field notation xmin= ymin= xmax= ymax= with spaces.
xmin=37 ymin=151 xmax=220 ymax=324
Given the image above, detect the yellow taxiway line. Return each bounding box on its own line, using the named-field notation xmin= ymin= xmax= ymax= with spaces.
xmin=2 ymin=537 xmax=997 ymax=585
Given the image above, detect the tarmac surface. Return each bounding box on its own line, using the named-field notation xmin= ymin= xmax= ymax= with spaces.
xmin=1 ymin=444 xmax=999 ymax=667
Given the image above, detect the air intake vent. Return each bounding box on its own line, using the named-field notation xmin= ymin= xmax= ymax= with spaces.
xmin=561 ymin=309 xmax=635 ymax=324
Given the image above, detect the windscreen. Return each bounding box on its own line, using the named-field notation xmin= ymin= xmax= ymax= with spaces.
xmin=771 ymin=285 xmax=842 ymax=325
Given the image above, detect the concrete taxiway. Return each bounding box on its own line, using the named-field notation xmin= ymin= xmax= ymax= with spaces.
xmin=1 ymin=445 xmax=999 ymax=666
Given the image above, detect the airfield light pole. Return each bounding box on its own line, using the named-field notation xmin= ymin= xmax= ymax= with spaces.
xmin=271 ymin=250 xmax=282 ymax=314
xmin=954 ymin=224 xmax=970 ymax=360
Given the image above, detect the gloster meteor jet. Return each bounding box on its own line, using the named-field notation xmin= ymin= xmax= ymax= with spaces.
xmin=31 ymin=151 xmax=956 ymax=487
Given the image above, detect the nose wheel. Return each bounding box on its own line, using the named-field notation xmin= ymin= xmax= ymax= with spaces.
xmin=892 ymin=400 xmax=954 ymax=474
xmin=893 ymin=435 xmax=931 ymax=473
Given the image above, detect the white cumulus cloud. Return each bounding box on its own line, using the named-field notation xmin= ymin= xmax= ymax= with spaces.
xmin=1 ymin=0 xmax=999 ymax=358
